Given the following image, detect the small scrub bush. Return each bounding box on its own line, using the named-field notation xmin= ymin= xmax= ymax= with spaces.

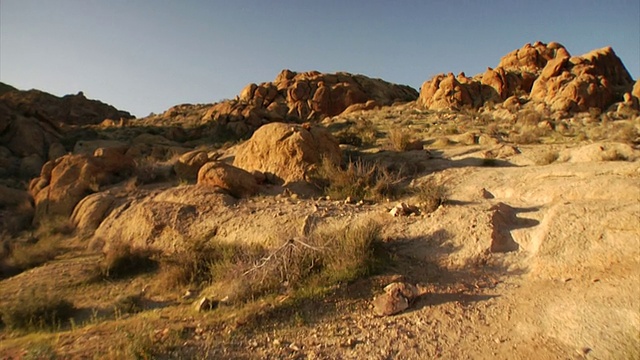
xmin=157 ymin=238 xmax=262 ymax=289
xmin=1 ymin=237 xmax=61 ymax=277
xmin=1 ymin=289 xmax=76 ymax=331
xmin=510 ymin=125 xmax=549 ymax=144
xmin=312 ymin=157 xmax=402 ymax=201
xmin=113 ymin=293 xmax=145 ymax=314
xmin=335 ymin=119 xmax=378 ymax=146
xmin=238 ymin=221 xmax=386 ymax=301
xmin=100 ymin=242 xmax=158 ymax=279
xmin=412 ymin=178 xmax=448 ymax=213
xmin=387 ymin=128 xmax=413 ymax=151
xmin=517 ymin=110 xmax=544 ymax=126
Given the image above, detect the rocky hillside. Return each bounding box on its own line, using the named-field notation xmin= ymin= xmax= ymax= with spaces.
xmin=0 ymin=85 xmax=133 ymax=179
xmin=0 ymin=41 xmax=639 ymax=359
xmin=141 ymin=70 xmax=418 ymax=138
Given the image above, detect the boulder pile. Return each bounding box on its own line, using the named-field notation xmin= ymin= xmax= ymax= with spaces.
xmin=418 ymin=41 xmax=636 ymax=113
xmin=202 ymin=70 xmax=418 ymax=137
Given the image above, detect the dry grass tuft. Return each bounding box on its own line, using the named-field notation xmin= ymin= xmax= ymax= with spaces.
xmin=155 ymin=221 xmax=386 ymax=304
xmin=1 ymin=236 xmax=62 ymax=278
xmin=99 ymin=242 xmax=158 ymax=279
xmin=311 ymin=157 xmax=403 ymax=201
xmin=412 ymin=178 xmax=448 ymax=213
xmin=0 ymin=289 xmax=76 ymax=331
xmin=386 ymin=128 xmax=413 ymax=151
xmin=233 ymin=220 xmax=386 ymax=302
xmin=156 ymin=238 xmax=262 ymax=290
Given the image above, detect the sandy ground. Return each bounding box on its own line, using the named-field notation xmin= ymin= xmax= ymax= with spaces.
xmin=1 ymin=143 xmax=639 ymax=359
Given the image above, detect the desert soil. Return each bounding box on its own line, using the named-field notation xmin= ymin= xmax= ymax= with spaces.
xmin=1 ymin=141 xmax=638 ymax=360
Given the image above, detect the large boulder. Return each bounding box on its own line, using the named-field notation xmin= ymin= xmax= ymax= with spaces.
xmin=497 ymin=41 xmax=570 ymax=73
xmin=92 ymin=186 xmax=237 ymax=254
xmin=71 ymin=192 xmax=118 ymax=235
xmin=0 ymin=108 xmax=61 ymax=159
xmin=174 ymin=150 xmax=211 ymax=180
xmin=233 ymin=122 xmax=341 ymax=184
xmin=197 ymin=162 xmax=258 ymax=198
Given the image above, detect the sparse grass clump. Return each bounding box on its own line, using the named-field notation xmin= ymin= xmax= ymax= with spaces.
xmin=1 ymin=289 xmax=76 ymax=331
xmin=99 ymin=242 xmax=158 ymax=279
xmin=236 ymin=221 xmax=386 ymax=301
xmin=1 ymin=236 xmax=62 ymax=278
xmin=157 ymin=238 xmax=260 ymax=289
xmin=312 ymin=157 xmax=402 ymax=201
xmin=387 ymin=128 xmax=413 ymax=151
xmin=156 ymin=221 xmax=387 ymax=304
xmin=335 ymin=119 xmax=378 ymax=146
xmin=412 ymin=178 xmax=448 ymax=213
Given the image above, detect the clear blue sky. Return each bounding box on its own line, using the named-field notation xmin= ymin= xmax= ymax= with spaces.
xmin=1 ymin=0 xmax=639 ymax=117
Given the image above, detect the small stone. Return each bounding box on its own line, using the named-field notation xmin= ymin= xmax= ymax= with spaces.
xmin=272 ymin=339 xmax=281 ymax=346
xmin=372 ymin=290 xmax=409 ymax=316
xmin=289 ymin=343 xmax=300 ymax=351
xmin=193 ymin=297 xmax=218 ymax=312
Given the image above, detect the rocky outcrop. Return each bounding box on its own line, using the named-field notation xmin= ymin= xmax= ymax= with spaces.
xmin=418 ymin=42 xmax=570 ymax=110
xmin=0 ymin=88 xmax=132 ymax=126
xmin=0 ymin=84 xmax=132 ymax=179
xmin=233 ymin=122 xmax=341 ymax=184
xmin=202 ymin=70 xmax=418 ymax=137
xmin=29 ymin=148 xmax=136 ymax=224
xmin=530 ymin=47 xmax=634 ymax=112
xmin=418 ymin=41 xmax=635 ymax=113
